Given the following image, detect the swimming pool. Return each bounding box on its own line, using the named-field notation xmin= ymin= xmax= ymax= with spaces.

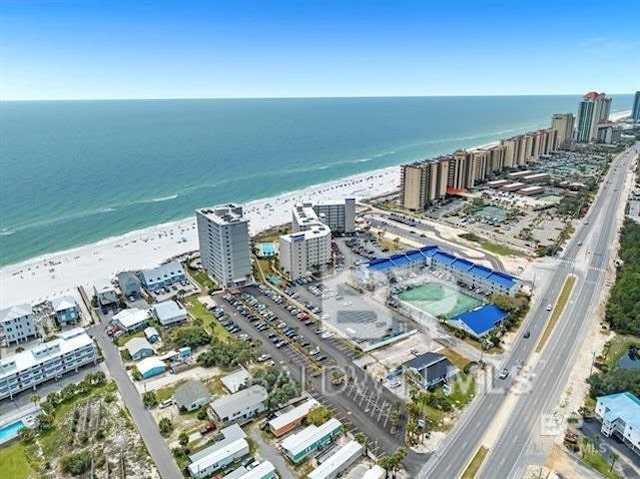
xmin=259 ymin=242 xmax=276 ymax=257
xmin=0 ymin=420 xmax=25 ymax=443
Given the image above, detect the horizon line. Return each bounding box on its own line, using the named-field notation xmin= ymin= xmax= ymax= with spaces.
xmin=0 ymin=92 xmax=634 ymax=103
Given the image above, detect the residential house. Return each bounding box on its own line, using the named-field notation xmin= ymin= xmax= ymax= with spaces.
xmin=117 ymin=271 xmax=142 ymax=299
xmin=140 ymin=261 xmax=185 ymax=291
xmin=113 ymin=308 xmax=149 ymax=332
xmin=0 ymin=304 xmax=38 ymax=345
xmin=51 ymin=295 xmax=79 ymax=325
xmin=174 ymin=379 xmax=213 ymax=412
xmin=208 ymin=385 xmax=268 ymax=425
xmin=153 ymin=300 xmax=187 ymax=327
xmin=125 ymin=337 xmax=154 ymax=361
xmin=595 ymin=392 xmax=640 ymax=456
xmin=403 ymin=352 xmax=457 ymax=390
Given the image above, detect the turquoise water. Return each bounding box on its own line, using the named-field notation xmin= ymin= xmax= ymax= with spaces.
xmin=0 ymin=420 xmax=25 ymax=442
xmin=259 ymin=243 xmax=276 ymax=256
xmin=0 ymin=95 xmax=632 ymax=266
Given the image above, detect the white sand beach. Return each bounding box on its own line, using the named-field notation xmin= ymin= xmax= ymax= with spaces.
xmin=0 ymin=166 xmax=400 ymax=306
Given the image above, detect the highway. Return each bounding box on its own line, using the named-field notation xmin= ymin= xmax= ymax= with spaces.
xmin=418 ymin=143 xmax=638 ymax=479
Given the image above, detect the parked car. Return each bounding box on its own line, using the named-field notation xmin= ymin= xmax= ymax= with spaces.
xmin=199 ymin=422 xmax=217 ymax=435
xmin=159 ymin=399 xmax=174 ymax=409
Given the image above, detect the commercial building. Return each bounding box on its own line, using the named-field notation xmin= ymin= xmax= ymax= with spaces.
xmin=400 ymin=158 xmax=449 ymax=210
xmin=506 ymin=170 xmax=534 ymax=179
xmin=51 ymin=296 xmax=79 ymax=325
xmin=188 ymin=424 xmax=248 ymax=478
xmin=174 ymin=379 xmax=213 ymax=411
xmin=281 ymin=418 xmax=343 ymax=463
xmin=308 ymin=440 xmax=364 ymax=479
xmin=550 ymin=113 xmax=575 ymax=149
xmin=209 ymin=385 xmax=268 ymax=425
xmin=521 ymin=173 xmax=550 ymax=184
xmin=0 ymin=304 xmax=38 ymax=345
xmin=0 ymin=328 xmax=97 ymax=400
xmin=140 ymin=261 xmax=185 ymax=291
xmin=268 ymin=398 xmax=319 ymax=437
xmin=94 ymin=278 xmax=118 ymax=310
xmin=113 ymin=308 xmax=149 ymax=332
xmin=633 ymin=91 xmax=640 ymax=122
xmin=403 ymin=352 xmax=457 ymax=389
xmin=576 ymin=91 xmax=612 ymax=143
xmin=188 ymin=438 xmax=249 ymax=478
xmin=312 ymin=198 xmax=356 ymax=234
xmin=196 ymin=203 xmax=252 ymax=288
xmin=500 ymin=182 xmax=526 ymax=192
xmin=486 ymin=179 xmax=509 ymax=188
xmin=125 ymin=337 xmax=154 ymax=361
xmin=152 ymin=300 xmax=187 ymax=327
xmin=117 ymin=271 xmax=142 ymax=299
xmin=595 ymin=392 xmax=640 ymax=456
xmin=280 ymin=203 xmax=332 ymax=281
xmin=136 ymin=357 xmax=166 ymax=379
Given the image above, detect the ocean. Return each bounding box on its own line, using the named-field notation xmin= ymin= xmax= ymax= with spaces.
xmin=0 ymin=95 xmax=632 ymax=267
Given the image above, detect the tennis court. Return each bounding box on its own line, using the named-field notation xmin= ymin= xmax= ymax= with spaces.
xmin=397 ymin=282 xmax=482 ymax=318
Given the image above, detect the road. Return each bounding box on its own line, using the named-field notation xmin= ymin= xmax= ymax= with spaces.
xmin=88 ymin=322 xmax=184 ymax=479
xmin=418 ymin=143 xmax=639 ymax=479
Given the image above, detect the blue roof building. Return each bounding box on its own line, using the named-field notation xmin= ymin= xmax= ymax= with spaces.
xmin=449 ymin=304 xmax=509 ymax=338
xmin=364 ymin=245 xmax=520 ymax=296
xmin=140 ymin=261 xmax=185 ymax=291
xmin=595 ymin=392 xmax=640 ymax=455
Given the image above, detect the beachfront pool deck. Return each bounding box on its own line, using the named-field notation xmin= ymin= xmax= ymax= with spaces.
xmin=397 ymin=282 xmax=482 ymax=319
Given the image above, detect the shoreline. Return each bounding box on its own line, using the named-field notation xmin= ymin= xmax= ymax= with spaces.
xmin=0 ymin=109 xmax=630 ymax=306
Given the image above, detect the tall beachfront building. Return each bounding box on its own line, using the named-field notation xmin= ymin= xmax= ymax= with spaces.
xmin=400 ymin=158 xmax=449 ymax=210
xmin=279 ymin=203 xmax=332 ymax=280
xmin=196 ymin=203 xmax=252 ymax=288
xmin=633 ymin=91 xmax=640 ymax=122
xmin=576 ymin=92 xmax=612 ymax=143
xmin=550 ymin=113 xmax=575 ymax=149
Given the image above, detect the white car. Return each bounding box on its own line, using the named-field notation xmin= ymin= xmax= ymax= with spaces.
xmin=388 ymin=380 xmax=402 ymax=389
xmin=546 ymin=304 xmax=552 ymax=312
xmin=158 ymin=399 xmax=174 ymax=409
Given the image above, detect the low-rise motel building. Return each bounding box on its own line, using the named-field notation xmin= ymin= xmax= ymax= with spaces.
xmin=308 ymin=440 xmax=364 ymax=479
xmin=281 ymin=418 xmax=343 ymax=463
xmin=0 ymin=328 xmax=97 ymax=400
xmin=268 ymin=398 xmax=319 ymax=437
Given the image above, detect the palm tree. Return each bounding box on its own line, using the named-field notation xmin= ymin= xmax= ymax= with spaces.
xmin=609 ymin=452 xmax=619 ymax=472
xmin=30 ymin=393 xmax=40 ymax=406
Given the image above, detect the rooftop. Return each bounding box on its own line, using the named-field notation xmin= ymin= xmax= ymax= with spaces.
xmin=0 ymin=328 xmax=94 ymax=379
xmin=136 ymin=356 xmax=165 ymax=375
xmin=0 ymin=304 xmax=32 ymax=323
xmin=125 ymin=337 xmax=153 ymax=356
xmin=268 ymin=398 xmax=319 ymax=431
xmin=209 ymin=385 xmax=268 ymax=419
xmin=189 ymin=424 xmax=247 ymax=462
xmin=451 ymin=304 xmax=508 ymax=337
xmin=188 ymin=438 xmax=248 ymax=476
xmin=153 ymin=300 xmax=186 ymax=320
xmin=197 ymin=203 xmax=247 ymax=225
xmin=281 ymin=418 xmax=342 ymax=457
xmin=113 ymin=308 xmax=149 ymax=328
xmin=308 ymin=440 xmax=363 ymax=479
xmin=174 ymin=379 xmax=211 ymax=408
xmin=220 ymin=369 xmax=251 ymax=393
xmin=597 ymin=392 xmax=640 ymax=430
xmin=51 ymin=296 xmax=76 ymax=312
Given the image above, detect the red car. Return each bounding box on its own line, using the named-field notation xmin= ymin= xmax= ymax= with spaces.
xmin=199 ymin=422 xmax=217 ymax=435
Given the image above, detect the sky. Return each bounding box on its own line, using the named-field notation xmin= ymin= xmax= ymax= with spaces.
xmin=1 ymin=0 xmax=639 ymax=101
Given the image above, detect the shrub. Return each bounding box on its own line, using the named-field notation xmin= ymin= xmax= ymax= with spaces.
xmin=60 ymin=451 xmax=92 ymax=476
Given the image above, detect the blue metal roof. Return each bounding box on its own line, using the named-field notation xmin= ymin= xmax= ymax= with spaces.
xmin=405 ymin=251 xmax=425 ymax=261
xmin=390 ymin=255 xmax=411 ymax=266
xmin=419 ymin=246 xmax=439 ymax=257
xmin=451 ymin=304 xmax=508 ymax=337
xmin=487 ymin=271 xmax=518 ymax=288
xmin=433 ymin=251 xmax=456 ymax=265
xmin=470 ymin=264 xmax=493 ymax=278
xmin=368 ymin=259 xmax=394 ymax=271
xmin=451 ymin=259 xmax=474 ymax=272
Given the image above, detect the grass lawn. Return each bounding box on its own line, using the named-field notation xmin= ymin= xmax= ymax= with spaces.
xmin=155 ymin=379 xmax=187 ymax=403
xmin=187 ymin=267 xmax=218 ymax=292
xmin=0 ymin=442 xmax=37 ymax=479
xmin=183 ymin=295 xmax=231 ymax=341
xmin=581 ymin=450 xmax=620 ymax=479
xmin=461 ymin=446 xmax=488 ymax=479
xmin=115 ymin=329 xmax=144 ymax=347
xmin=459 ymin=233 xmax=524 ymax=257
xmin=536 ymin=274 xmax=576 ymax=353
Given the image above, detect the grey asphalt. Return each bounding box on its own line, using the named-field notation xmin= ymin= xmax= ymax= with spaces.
xmin=87 ymin=322 xmax=184 ymax=479
xmin=418 ymin=144 xmax=639 ymax=479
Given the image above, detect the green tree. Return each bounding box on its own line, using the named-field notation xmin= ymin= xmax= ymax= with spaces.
xmin=35 ymin=413 xmax=53 ymax=431
xmin=306 ymin=405 xmax=331 ymax=426
xmin=60 ymin=451 xmax=92 ymax=476
xmin=142 ymin=391 xmax=158 ymax=408
xmin=179 ymin=432 xmax=189 ymax=447
xmin=18 ymin=427 xmax=36 ymax=443
xmin=159 ymin=417 xmax=173 ymax=436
